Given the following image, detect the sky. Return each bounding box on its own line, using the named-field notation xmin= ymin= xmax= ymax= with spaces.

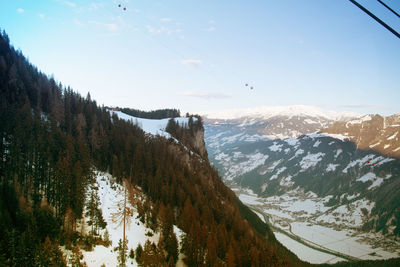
xmin=0 ymin=0 xmax=399 ymax=116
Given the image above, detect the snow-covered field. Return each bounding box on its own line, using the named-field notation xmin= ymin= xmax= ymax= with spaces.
xmin=289 ymin=222 xmax=398 ymax=260
xmin=274 ymin=232 xmax=344 ymax=264
xmin=235 ymin=187 xmax=400 ymax=263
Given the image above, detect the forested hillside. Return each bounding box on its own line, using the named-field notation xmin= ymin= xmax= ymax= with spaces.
xmin=120 ymin=107 xmax=181 ymax=120
xmin=0 ymin=30 xmax=302 ymax=266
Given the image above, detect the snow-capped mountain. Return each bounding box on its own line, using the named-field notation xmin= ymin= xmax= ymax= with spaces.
xmin=204 ymin=110 xmax=400 ymax=239
xmin=201 ymin=105 xmax=359 ymax=140
xmin=201 ymin=105 xmax=360 ymax=121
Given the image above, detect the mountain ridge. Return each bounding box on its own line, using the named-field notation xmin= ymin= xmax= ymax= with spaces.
xmin=200 ymin=105 xmax=361 ymax=121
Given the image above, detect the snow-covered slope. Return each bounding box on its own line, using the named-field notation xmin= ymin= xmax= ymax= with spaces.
xmin=109 ymin=110 xmax=192 ymax=137
xmin=64 ymin=172 xmax=184 ymax=267
xmin=83 ymin=173 xmax=158 ymax=266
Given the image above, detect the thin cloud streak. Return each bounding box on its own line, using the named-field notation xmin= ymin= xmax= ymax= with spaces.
xmin=181 ymin=59 xmax=202 ymax=68
xmin=160 ymin=18 xmax=171 ymax=23
xmin=338 ymin=104 xmax=376 ymax=109
xmin=183 ymin=90 xmax=231 ymax=100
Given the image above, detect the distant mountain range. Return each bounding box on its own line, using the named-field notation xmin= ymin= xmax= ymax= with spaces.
xmin=201 ymin=105 xmax=360 ymax=140
xmin=203 ymin=106 xmax=400 ymax=237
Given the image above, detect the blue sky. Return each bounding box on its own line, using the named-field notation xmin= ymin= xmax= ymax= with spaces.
xmin=1 ymin=0 xmax=399 ymax=115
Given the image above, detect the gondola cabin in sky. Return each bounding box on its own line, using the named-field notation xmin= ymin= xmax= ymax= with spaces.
xmin=245 ymin=83 xmax=254 ymax=90
xmin=117 ymin=4 xmax=126 ymax=11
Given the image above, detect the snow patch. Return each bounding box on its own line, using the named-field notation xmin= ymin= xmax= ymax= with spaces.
xmin=387 ymin=132 xmax=398 ymax=140
xmin=313 ymin=140 xmax=321 ymax=148
xmin=280 ymin=175 xmax=294 ymax=186
xmin=326 ymin=164 xmax=339 ymax=172
xmin=269 ymin=142 xmax=283 ymax=152
xmin=270 ymin=167 xmax=287 ymax=180
xmin=268 ymin=160 xmax=282 ymax=170
xmin=368 ymin=178 xmax=384 ymax=190
xmin=284 ymin=138 xmax=300 ymax=147
xmin=356 ymin=172 xmax=376 ymax=183
xmin=334 ymin=149 xmax=342 ymax=159
xmin=299 ymin=152 xmax=325 ymax=170
xmin=342 ymin=155 xmax=374 ymax=173
xmin=307 ymin=132 xmax=349 ymax=141
xmin=295 ymin=149 xmax=304 ymax=157
xmin=304 ymin=119 xmax=318 ymax=124
xmin=346 ymin=115 xmax=372 ymax=127
xmin=369 ymin=141 xmax=380 ymax=148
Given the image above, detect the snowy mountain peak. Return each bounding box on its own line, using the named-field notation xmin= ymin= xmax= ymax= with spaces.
xmin=199 ymin=105 xmax=361 ymax=121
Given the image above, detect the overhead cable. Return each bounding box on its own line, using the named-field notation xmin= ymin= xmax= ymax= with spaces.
xmin=348 ymin=0 xmax=400 ymax=39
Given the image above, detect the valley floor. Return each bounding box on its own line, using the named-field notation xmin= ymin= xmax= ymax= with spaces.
xmin=230 ymin=183 xmax=400 ymax=264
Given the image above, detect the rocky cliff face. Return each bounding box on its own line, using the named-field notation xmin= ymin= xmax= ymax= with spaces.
xmin=191 ymin=128 xmax=208 ymax=160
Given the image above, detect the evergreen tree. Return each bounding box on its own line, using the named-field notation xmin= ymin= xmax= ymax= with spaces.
xmin=36 ymin=237 xmax=66 ymax=267
xmin=69 ymin=246 xmax=87 ymax=267
xmin=117 ymin=238 xmax=128 ymax=267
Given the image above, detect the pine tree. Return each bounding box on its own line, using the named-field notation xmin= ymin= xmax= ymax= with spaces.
xmin=226 ymin=245 xmax=236 ymax=267
xmin=135 ymin=243 xmax=143 ymax=264
xmin=112 ymin=179 xmax=134 ymax=266
xmin=103 ymin=229 xmax=111 ymax=246
xmin=69 ymin=246 xmax=87 ymax=267
xmin=36 ymin=237 xmax=66 ymax=267
xmin=117 ymin=238 xmax=128 ymax=267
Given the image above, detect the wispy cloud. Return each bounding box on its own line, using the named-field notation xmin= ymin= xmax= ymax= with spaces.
xmin=56 ymin=0 xmax=76 ymax=8
xmin=89 ymin=2 xmax=103 ymax=10
xmin=183 ymin=90 xmax=231 ymax=100
xmin=17 ymin=8 xmax=24 ymax=13
xmin=38 ymin=13 xmax=45 ymax=19
xmin=181 ymin=59 xmax=202 ymax=68
xmin=89 ymin=20 xmax=119 ymax=32
xmin=160 ymin=18 xmax=171 ymax=23
xmin=146 ymin=25 xmax=172 ymax=35
xmin=206 ymin=26 xmax=216 ymax=32
xmin=205 ymin=19 xmax=216 ymax=32
xmin=65 ymin=1 xmax=76 ymax=7
xmin=338 ymin=104 xmax=375 ymax=109
xmin=73 ymin=18 xmax=84 ymax=26
xmin=106 ymin=23 xmax=118 ymax=31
